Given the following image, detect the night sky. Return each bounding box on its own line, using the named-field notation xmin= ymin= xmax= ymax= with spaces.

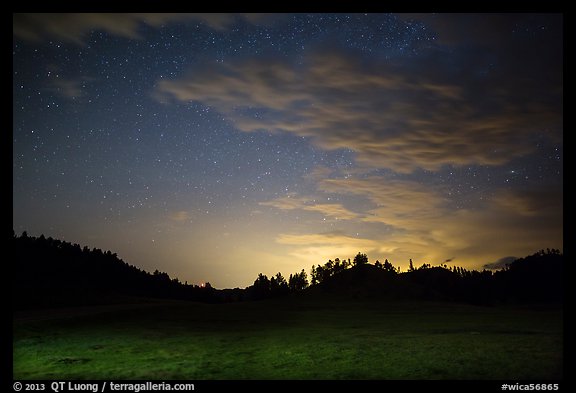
xmin=12 ymin=13 xmax=563 ymax=288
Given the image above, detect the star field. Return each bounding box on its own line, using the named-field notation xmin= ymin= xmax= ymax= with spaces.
xmin=13 ymin=13 xmax=563 ymax=288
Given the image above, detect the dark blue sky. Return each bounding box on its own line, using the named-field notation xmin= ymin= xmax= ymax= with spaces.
xmin=13 ymin=13 xmax=563 ymax=288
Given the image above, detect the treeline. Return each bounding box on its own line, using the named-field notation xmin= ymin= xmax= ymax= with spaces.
xmin=249 ymin=250 xmax=563 ymax=304
xmin=12 ymin=231 xmax=563 ymax=309
xmin=245 ymin=253 xmax=372 ymax=299
xmin=247 ymin=270 xmax=309 ymax=300
xmin=11 ymin=231 xmax=218 ymax=309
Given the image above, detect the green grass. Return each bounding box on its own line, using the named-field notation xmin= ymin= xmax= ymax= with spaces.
xmin=13 ymin=297 xmax=563 ymax=379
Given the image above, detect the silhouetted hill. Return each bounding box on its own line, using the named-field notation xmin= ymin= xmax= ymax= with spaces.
xmin=307 ymin=264 xmax=422 ymax=299
xmin=302 ymin=252 xmax=562 ymax=305
xmin=401 ymin=267 xmax=496 ymax=305
xmin=306 ymin=264 xmax=469 ymax=302
xmin=11 ymin=231 xmax=218 ymax=310
xmin=493 ymin=250 xmax=563 ymax=303
xmin=12 ymin=230 xmax=563 ymax=309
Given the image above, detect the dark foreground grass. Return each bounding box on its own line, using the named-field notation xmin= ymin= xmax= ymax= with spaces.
xmin=13 ymin=296 xmax=563 ymax=379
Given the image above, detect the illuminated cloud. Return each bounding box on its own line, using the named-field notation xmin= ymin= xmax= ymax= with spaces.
xmin=169 ymin=210 xmax=191 ymax=222
xmin=156 ymin=50 xmax=561 ymax=173
xmin=276 ymin=232 xmax=391 ymax=264
xmin=13 ymin=13 xmax=270 ymax=44
xmin=277 ymin=232 xmax=375 ymax=246
xmin=313 ymin=177 xmax=459 ymax=262
xmin=319 ymin=177 xmax=446 ymax=226
xmin=259 ymin=195 xmax=313 ymax=210
xmin=263 ymin=176 xmax=562 ymax=270
xmin=303 ymin=166 xmax=335 ymax=181
xmin=491 ymin=188 xmax=563 ymax=217
xmin=260 ymin=195 xmax=360 ymax=220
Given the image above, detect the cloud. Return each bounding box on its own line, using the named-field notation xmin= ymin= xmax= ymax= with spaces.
xmin=483 ymin=256 xmax=518 ymax=270
xmin=277 ymin=232 xmax=371 ymax=246
xmin=276 ymin=232 xmax=392 ymax=263
xmin=259 ymin=194 xmax=313 ymax=210
xmin=169 ymin=210 xmax=191 ymax=222
xmin=51 ymin=79 xmax=83 ymax=98
xmin=305 ymin=203 xmax=360 ymax=220
xmin=46 ymin=77 xmax=94 ymax=99
xmin=261 ymin=175 xmax=562 ymax=270
xmin=156 ymin=49 xmax=561 ymax=173
xmin=314 ymin=177 xmax=463 ymax=260
xmin=303 ymin=166 xmax=335 ymax=181
xmin=260 ymin=195 xmax=360 ymax=220
xmin=399 ymin=13 xmax=562 ymax=48
xmin=398 ymin=14 xmax=517 ymax=46
xmin=13 ymin=13 xmax=270 ymax=44
xmin=319 ymin=177 xmax=447 ymax=228
xmin=492 ymin=188 xmax=563 ymax=217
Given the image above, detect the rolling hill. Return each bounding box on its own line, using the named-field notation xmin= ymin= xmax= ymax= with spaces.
xmin=11 ymin=231 xmax=563 ymax=310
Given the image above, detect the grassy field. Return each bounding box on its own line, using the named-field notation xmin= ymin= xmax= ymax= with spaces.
xmin=13 ymin=296 xmax=563 ymax=380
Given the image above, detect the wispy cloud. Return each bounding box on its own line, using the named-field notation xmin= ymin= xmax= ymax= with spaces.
xmin=156 ymin=49 xmax=561 ymax=173
xmin=262 ymin=176 xmax=563 ymax=269
xmin=260 ymin=195 xmax=360 ymax=220
xmin=483 ymin=256 xmax=517 ymax=270
xmin=319 ymin=177 xmax=446 ymax=227
xmin=169 ymin=210 xmax=191 ymax=222
xmin=276 ymin=232 xmax=391 ymax=263
xmin=46 ymin=77 xmax=93 ymax=99
xmin=13 ymin=13 xmax=271 ymax=44
xmin=491 ymin=188 xmax=563 ymax=217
